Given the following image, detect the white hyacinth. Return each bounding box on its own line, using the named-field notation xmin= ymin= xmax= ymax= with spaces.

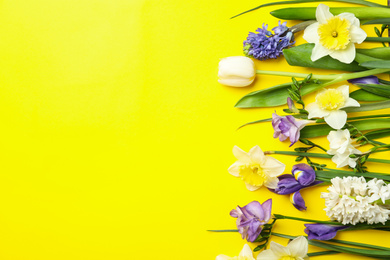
xmin=321 ymin=176 xmax=390 ymax=225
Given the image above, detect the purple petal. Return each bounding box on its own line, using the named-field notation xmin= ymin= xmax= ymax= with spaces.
xmin=304 ymin=224 xmax=349 ymax=240
xmin=261 ymin=199 xmax=272 ymax=222
xmin=247 ymin=221 xmax=262 ymax=242
xmin=291 ymin=191 xmax=306 ymax=211
xmin=243 ymin=201 xmax=264 ymax=220
xmin=274 ymin=176 xmax=303 ymax=195
xmin=348 ymin=76 xmax=379 ymax=85
xmin=292 ymin=163 xmax=316 ymax=186
xmin=287 ymin=97 xmax=299 ymax=113
xmin=230 ymin=209 xmax=239 ymax=218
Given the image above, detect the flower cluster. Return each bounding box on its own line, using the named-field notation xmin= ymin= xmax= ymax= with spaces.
xmin=244 ymin=21 xmax=295 ymax=61
xmin=272 ymin=164 xmax=321 ymax=211
xmin=327 ymin=129 xmax=362 ymax=168
xmin=321 ymin=176 xmax=390 ymax=225
xmin=230 ymin=200 xmax=272 ymax=242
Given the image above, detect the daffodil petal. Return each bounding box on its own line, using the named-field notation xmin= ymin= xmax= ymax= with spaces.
xmin=269 ymin=241 xmax=290 ymax=258
xmin=265 ymin=177 xmax=279 ymax=189
xmin=256 ymin=249 xmax=278 ymax=260
xmin=239 ymin=244 xmax=254 ymax=259
xmin=262 ymin=157 xmax=285 ymax=177
xmin=329 ymin=43 xmax=355 ymax=64
xmin=306 ymin=103 xmax=329 ymax=119
xmin=287 ymin=236 xmax=309 ymax=258
xmin=338 ymin=84 xmax=350 ymax=99
xmin=245 ymin=182 xmax=260 ymax=191
xmin=311 ymin=43 xmax=332 ymax=61
xmin=349 ymin=25 xmax=367 ymax=44
xmin=325 ymin=110 xmax=347 ymax=129
xmin=343 ymin=97 xmax=360 ymax=108
xmin=303 ymin=23 xmax=320 ymax=43
xmin=248 ymin=145 xmax=265 ymax=164
xmin=232 ymin=145 xmax=251 ymax=163
xmin=216 ymin=255 xmax=231 ymax=260
xmin=316 ymin=4 xmax=333 ymax=24
xmin=228 ymin=161 xmax=244 ymax=177
xmin=338 ymin=12 xmax=360 ymax=27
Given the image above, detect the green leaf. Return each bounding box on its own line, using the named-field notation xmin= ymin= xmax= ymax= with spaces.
xmin=365 ymin=129 xmax=390 ymax=140
xmin=357 ymin=47 xmax=390 ymax=60
xmin=364 ymin=18 xmax=390 ymax=25
xmin=235 ymin=81 xmax=325 ymax=108
xmin=344 ymin=100 xmax=390 ymax=112
xmin=356 ymin=84 xmax=390 ymax=98
xmin=271 ymin=7 xmax=390 ymax=20
xmin=307 ymin=251 xmax=339 ymax=257
xmin=300 ymin=119 xmax=390 ymax=138
xmin=283 ymin=44 xmax=365 ymax=71
xmin=237 ymin=118 xmax=272 ymax=129
xmin=361 ymin=60 xmax=390 ymax=68
xmin=365 ymin=37 xmax=390 ymax=42
xmin=231 ymin=0 xmax=387 ymax=18
xmin=350 ymin=89 xmax=389 ymax=101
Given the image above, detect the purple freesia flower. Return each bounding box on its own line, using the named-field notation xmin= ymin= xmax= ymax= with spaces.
xmin=243 ymin=21 xmax=295 ymax=61
xmin=290 ymin=191 xmax=306 ymax=211
xmin=348 ymin=76 xmax=380 ymax=85
xmin=230 ymin=200 xmax=272 ymax=242
xmin=272 ymin=113 xmax=311 ymax=147
xmin=304 ymin=224 xmax=349 ymax=240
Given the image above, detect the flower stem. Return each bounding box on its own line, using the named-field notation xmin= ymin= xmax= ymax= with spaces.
xmin=273 ymin=214 xmax=344 ymax=225
xmin=256 ymin=70 xmax=335 ymax=80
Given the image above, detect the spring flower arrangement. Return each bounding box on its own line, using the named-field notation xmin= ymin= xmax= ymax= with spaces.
xmin=213 ymin=0 xmax=390 ymax=258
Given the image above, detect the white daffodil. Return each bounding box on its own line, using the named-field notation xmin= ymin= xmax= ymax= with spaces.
xmin=216 ymin=244 xmax=255 ymax=260
xmin=228 ymin=145 xmax=285 ymax=191
xmin=257 ymin=236 xmax=309 ymax=260
xmin=306 ymin=85 xmax=360 ymax=129
xmin=327 ymin=129 xmax=362 ymax=168
xmin=303 ymin=4 xmax=367 ymax=64
xmin=218 ymin=56 xmax=256 ymax=87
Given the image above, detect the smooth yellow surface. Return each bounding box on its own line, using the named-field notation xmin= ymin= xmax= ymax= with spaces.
xmin=0 ymin=0 xmax=389 ymax=259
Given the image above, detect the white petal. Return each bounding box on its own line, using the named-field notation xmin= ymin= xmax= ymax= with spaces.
xmin=248 ymin=145 xmax=265 ymax=164
xmin=265 ymin=177 xmax=279 ymax=189
xmin=329 ymin=43 xmax=355 ymax=64
xmin=316 ymin=4 xmax=333 ymax=24
xmin=324 ymin=110 xmax=347 ymax=129
xmin=269 ymin=241 xmax=290 ymax=257
xmin=350 ymin=25 xmax=367 ymax=44
xmin=245 ymin=182 xmax=260 ymax=191
xmin=287 ymin=236 xmax=309 ymax=257
xmin=337 ymin=12 xmax=359 ymax=27
xmin=343 ymin=97 xmax=360 ymax=108
xmin=239 ymin=244 xmax=254 ymax=259
xmin=256 ymin=249 xmax=278 ymax=260
xmin=262 ymin=157 xmax=286 ymax=177
xmin=228 ymin=161 xmax=243 ymax=177
xmin=337 ymin=84 xmax=350 ymax=99
xmin=232 ymin=146 xmax=251 ymax=163
xmin=311 ymin=43 xmax=332 ymax=61
xmin=306 ymin=102 xmax=329 ymax=119
xmin=303 ymin=23 xmax=320 ymax=43
xmin=216 ymin=255 xmax=231 ymax=260
xmin=348 ymin=158 xmax=357 ymax=168
xmin=218 ymin=78 xmax=254 ymax=87
xmin=332 ymin=153 xmax=349 ymax=168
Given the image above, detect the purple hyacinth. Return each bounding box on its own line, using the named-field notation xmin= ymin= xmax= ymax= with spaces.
xmin=243 ymin=21 xmax=295 ymax=61
xmin=304 ymin=224 xmax=349 ymax=240
xmin=230 ymin=200 xmax=272 ymax=242
xmin=272 ymin=113 xmax=310 ymax=147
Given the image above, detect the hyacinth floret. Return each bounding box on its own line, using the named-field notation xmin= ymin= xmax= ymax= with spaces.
xmin=243 ymin=21 xmax=295 ymax=61
xmin=321 ymin=176 xmax=390 ymax=225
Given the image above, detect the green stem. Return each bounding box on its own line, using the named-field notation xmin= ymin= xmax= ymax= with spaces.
xmin=256 ymin=70 xmax=335 ymax=80
xmin=273 ymin=214 xmax=344 ymax=225
xmin=307 ymin=251 xmax=340 ymax=257
xmin=365 ymin=37 xmax=390 ymax=42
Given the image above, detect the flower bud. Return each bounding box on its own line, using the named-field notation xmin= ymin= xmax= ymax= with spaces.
xmin=304 ymin=224 xmax=349 ymax=240
xmin=290 ymin=191 xmax=306 ymax=211
xmin=218 ymin=56 xmax=256 ymax=87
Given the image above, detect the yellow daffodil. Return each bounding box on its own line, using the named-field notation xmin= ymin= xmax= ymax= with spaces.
xmin=306 ymin=85 xmax=360 ymax=129
xmin=303 ymin=4 xmax=367 ymax=64
xmin=216 ymin=244 xmax=255 ymax=260
xmin=256 ymin=236 xmax=309 ymax=260
xmin=228 ymin=145 xmax=285 ymax=191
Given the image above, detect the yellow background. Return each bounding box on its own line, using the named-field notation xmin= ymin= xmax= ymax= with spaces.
xmin=0 ymin=0 xmax=388 ymax=259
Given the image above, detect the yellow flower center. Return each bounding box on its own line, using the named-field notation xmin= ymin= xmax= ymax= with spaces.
xmin=280 ymin=257 xmax=296 ymax=260
xmin=316 ymin=89 xmax=346 ymax=111
xmin=318 ymin=16 xmax=351 ymax=50
xmin=239 ymin=164 xmax=266 ymax=187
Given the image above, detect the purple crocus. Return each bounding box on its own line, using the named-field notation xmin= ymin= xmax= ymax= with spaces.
xmin=304 ymin=224 xmax=349 ymax=240
xmin=272 ymin=113 xmax=311 ymax=147
xmin=290 ymin=191 xmax=306 ymax=211
xmin=348 ymin=76 xmax=380 ymax=85
xmin=230 ymin=200 xmax=272 ymax=242
xmin=243 ymin=21 xmax=295 ymax=61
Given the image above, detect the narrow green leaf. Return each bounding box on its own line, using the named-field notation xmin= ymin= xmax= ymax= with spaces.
xmin=316 ymin=170 xmax=390 ymax=182
xmin=307 ymin=251 xmax=339 ymax=257
xmin=344 ymin=100 xmax=390 ymax=112
xmin=357 ymin=47 xmax=390 ymax=60
xmin=364 ymin=18 xmax=390 ymax=25
xmin=271 ymin=7 xmax=390 ymax=20
xmin=231 ymin=0 xmax=387 ymax=18
xmin=350 ymin=89 xmax=389 ymax=101
xmin=356 ymin=84 xmax=390 ymax=98
xmin=365 ymin=129 xmax=390 ymax=140
xmin=283 ymin=44 xmax=365 ymax=71
xmin=361 ymin=60 xmax=390 ymax=68
xmin=365 ymin=37 xmax=390 ymax=42
xmin=237 ymin=118 xmax=272 ymax=129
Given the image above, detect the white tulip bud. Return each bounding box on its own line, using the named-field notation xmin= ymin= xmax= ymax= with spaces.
xmin=218 ymin=56 xmax=256 ymax=87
